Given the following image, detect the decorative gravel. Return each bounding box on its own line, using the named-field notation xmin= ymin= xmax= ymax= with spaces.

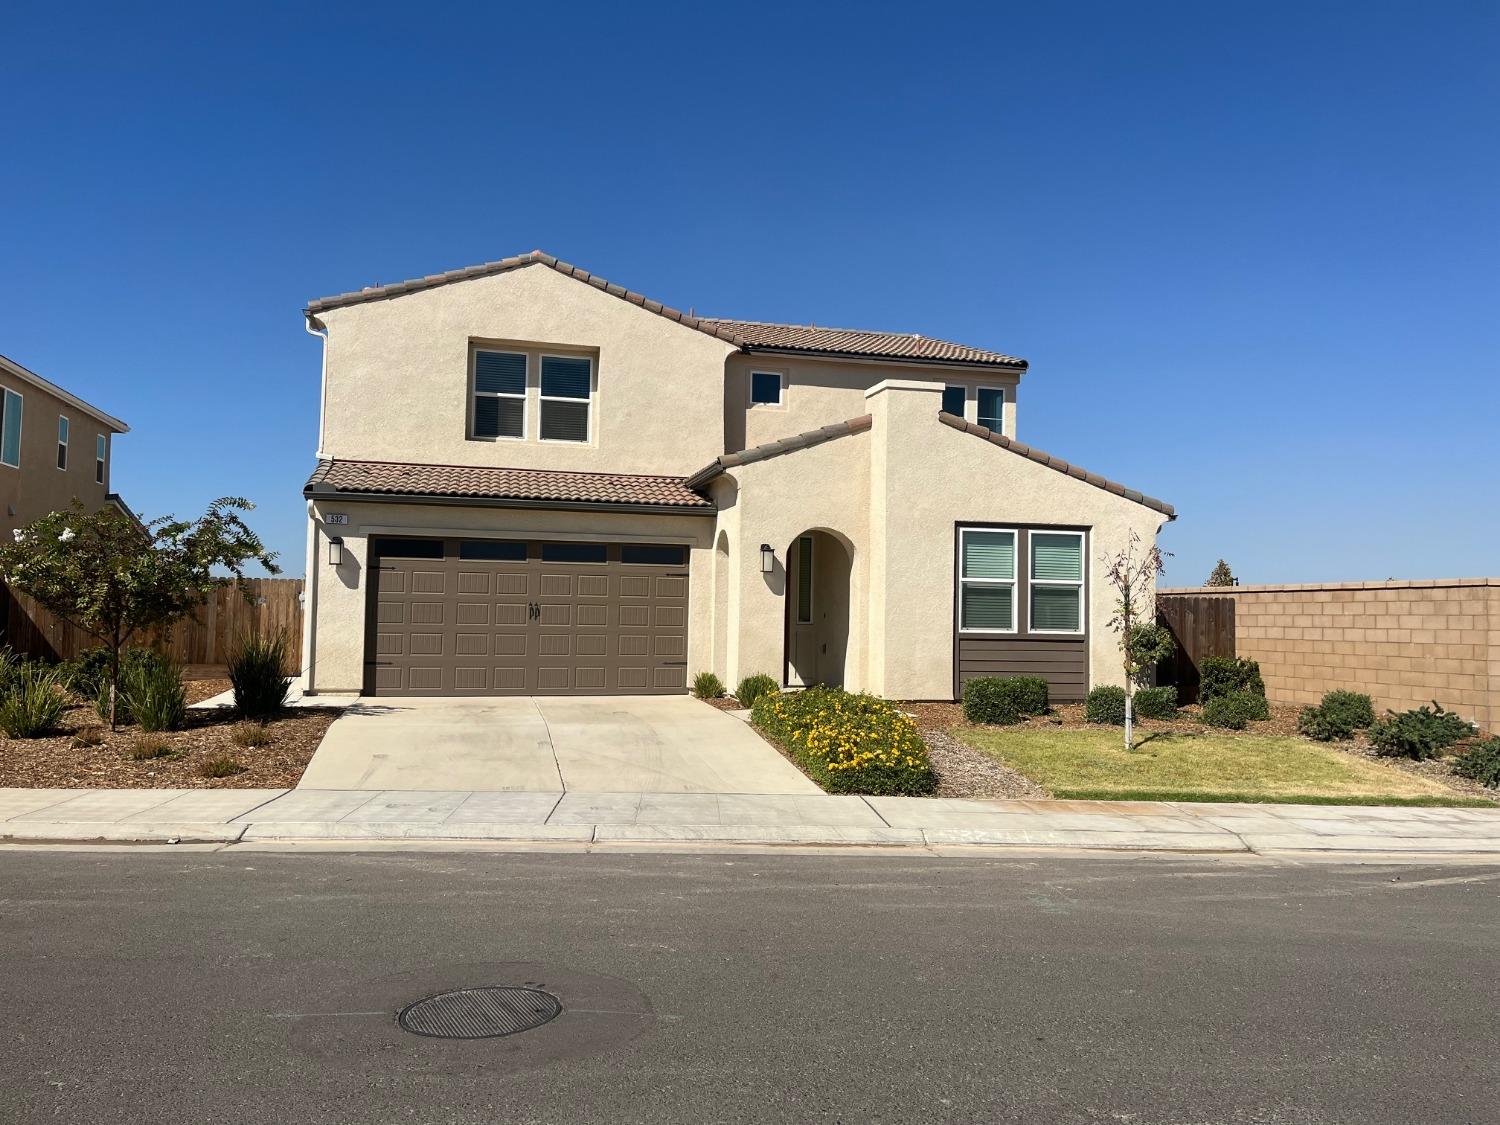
xmin=920 ymin=726 xmax=1049 ymax=799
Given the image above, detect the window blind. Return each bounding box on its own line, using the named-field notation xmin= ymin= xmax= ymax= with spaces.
xmin=1031 ymin=533 xmax=1082 ymax=581
xmin=962 ymin=530 xmax=1014 ymax=580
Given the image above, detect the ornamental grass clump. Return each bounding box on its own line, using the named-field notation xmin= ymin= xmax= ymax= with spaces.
xmin=228 ymin=629 xmax=292 ymax=720
xmin=752 ymin=686 xmax=935 ymax=796
xmin=734 ymin=673 xmax=779 ymax=710
xmin=0 ymin=663 xmax=70 ymax=738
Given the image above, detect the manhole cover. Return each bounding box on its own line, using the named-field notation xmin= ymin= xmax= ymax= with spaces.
xmin=397 ymin=986 xmax=562 ymax=1039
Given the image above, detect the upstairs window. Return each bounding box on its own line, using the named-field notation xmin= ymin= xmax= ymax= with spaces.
xmin=95 ymin=433 xmax=106 ymax=483
xmin=539 ymin=355 xmax=593 ymax=442
xmin=750 ymin=371 xmax=784 ymax=406
xmin=958 ymin=528 xmax=1016 ymax=632
xmin=0 ymin=388 xmax=21 ymax=468
xmin=1030 ymin=531 xmax=1084 ymax=634
xmin=57 ymin=416 xmax=69 ymax=470
xmin=472 ymin=350 xmax=527 ymax=439
xmin=977 ymin=387 xmax=1005 ymax=433
xmin=941 ymin=385 xmax=966 ymax=417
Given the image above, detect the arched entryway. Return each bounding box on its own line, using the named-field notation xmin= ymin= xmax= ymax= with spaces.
xmin=783 ymin=529 xmax=853 ymax=688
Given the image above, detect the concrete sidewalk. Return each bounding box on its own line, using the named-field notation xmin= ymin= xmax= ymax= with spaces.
xmin=2 ymin=786 xmax=1499 ymax=857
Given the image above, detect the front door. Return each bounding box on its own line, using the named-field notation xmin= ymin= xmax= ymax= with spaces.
xmin=785 ymin=534 xmax=816 ymax=686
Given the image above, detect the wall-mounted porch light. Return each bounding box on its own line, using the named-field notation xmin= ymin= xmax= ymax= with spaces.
xmin=327 ymin=536 xmax=344 ymax=567
xmin=760 ymin=543 xmax=775 ymax=574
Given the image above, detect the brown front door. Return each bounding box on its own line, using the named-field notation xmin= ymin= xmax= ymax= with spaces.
xmin=366 ymin=537 xmax=689 ymax=696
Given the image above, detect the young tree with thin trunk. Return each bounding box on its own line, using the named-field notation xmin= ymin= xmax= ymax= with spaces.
xmin=1103 ymin=532 xmax=1174 ymax=749
xmin=0 ymin=498 xmax=279 ymax=727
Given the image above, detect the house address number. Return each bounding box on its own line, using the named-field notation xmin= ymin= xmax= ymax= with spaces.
xmin=325 ymin=513 xmax=349 ymax=525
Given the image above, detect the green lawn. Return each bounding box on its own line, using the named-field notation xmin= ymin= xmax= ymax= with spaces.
xmin=957 ymin=726 xmax=1495 ymax=807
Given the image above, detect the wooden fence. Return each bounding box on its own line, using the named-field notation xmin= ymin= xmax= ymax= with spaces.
xmin=0 ymin=578 xmax=304 ymax=670
xmin=1156 ymin=594 xmax=1236 ymax=703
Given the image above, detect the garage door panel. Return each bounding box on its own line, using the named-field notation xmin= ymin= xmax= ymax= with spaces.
xmin=366 ymin=539 xmax=689 ymax=697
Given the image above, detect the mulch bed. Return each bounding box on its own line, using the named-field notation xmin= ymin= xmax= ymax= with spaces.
xmin=0 ymin=698 xmax=338 ymax=790
xmin=901 ymin=698 xmax=1496 ymax=803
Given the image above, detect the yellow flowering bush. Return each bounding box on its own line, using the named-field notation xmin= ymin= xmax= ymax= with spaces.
xmin=752 ymin=686 xmax=936 ymax=795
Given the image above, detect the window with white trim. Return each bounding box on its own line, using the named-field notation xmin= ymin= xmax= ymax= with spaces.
xmin=57 ymin=416 xmax=69 ymax=470
xmin=472 ymin=350 xmax=527 ymax=439
xmin=95 ymin=434 xmax=106 ymax=484
xmin=958 ymin=527 xmax=1016 ymax=632
xmin=0 ymin=388 xmax=22 ymax=469
xmin=977 ymin=387 xmax=1004 ymax=432
xmin=941 ymin=385 xmax=966 ymax=417
xmin=539 ymin=355 xmax=593 ymax=442
xmin=750 ymin=370 xmax=784 ymax=406
xmin=1029 ymin=531 xmax=1084 ymax=634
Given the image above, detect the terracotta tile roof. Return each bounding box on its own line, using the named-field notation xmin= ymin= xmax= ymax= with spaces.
xmin=686 ymin=416 xmax=873 ymax=489
xmin=304 ymin=459 xmax=715 ymax=512
xmin=304 ymin=250 xmax=1025 ymax=369
xmin=698 ymin=319 xmax=1025 ymax=369
xmin=938 ymin=413 xmax=1176 ymax=518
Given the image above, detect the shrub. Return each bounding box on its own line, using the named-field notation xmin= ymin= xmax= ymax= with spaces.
xmin=71 ymin=727 xmax=105 ymax=749
xmin=1085 ymin=685 xmax=1128 ymax=725
xmin=229 ymin=720 xmax=272 ymax=749
xmin=0 ymin=664 xmax=70 ymax=738
xmin=1297 ymin=690 xmax=1376 ymax=742
xmin=1202 ymin=690 xmax=1268 ymax=730
xmin=228 ymin=629 xmax=292 ymax=720
xmin=128 ymin=733 xmax=173 ymax=760
xmin=691 ymin=672 xmax=725 ymax=700
xmin=1133 ymin=686 xmax=1179 ymax=720
xmin=63 ymin=646 xmax=166 ymax=702
xmin=1453 ymin=738 xmax=1500 ymax=789
xmin=118 ymin=658 xmax=186 ymax=733
xmin=752 ymin=686 xmax=935 ymax=796
xmin=1368 ymin=703 xmax=1473 ymax=761
xmin=199 ymin=755 xmax=246 ymax=779
xmin=963 ymin=676 xmax=1049 ymax=725
xmin=1198 ymin=656 xmax=1265 ymax=703
xmin=734 ymin=673 xmax=779 ymax=710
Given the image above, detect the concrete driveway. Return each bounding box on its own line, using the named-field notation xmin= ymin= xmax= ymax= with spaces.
xmin=296 ymin=696 xmax=821 ymax=795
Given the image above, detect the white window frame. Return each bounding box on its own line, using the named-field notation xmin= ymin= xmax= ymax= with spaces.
xmin=95 ymin=433 xmax=106 ymax=484
xmin=794 ymin=534 xmax=814 ymax=624
xmin=538 ymin=352 xmax=595 ymax=444
xmin=976 ymin=386 xmax=1005 ymax=433
xmin=470 ymin=349 xmax=528 ymax=442
xmin=748 ymin=369 xmax=786 ymax=409
xmin=1028 ymin=529 xmax=1086 ymax=636
xmin=957 ymin=525 xmax=1018 ymax=634
xmin=57 ymin=415 xmax=69 ymax=471
xmin=0 ymin=388 xmax=22 ymax=469
xmin=941 ymin=384 xmax=968 ymax=419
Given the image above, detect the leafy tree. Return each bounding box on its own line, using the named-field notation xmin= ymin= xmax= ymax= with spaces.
xmin=1102 ymin=531 xmax=1172 ymax=749
xmin=0 ymin=498 xmax=279 ymax=726
xmin=1206 ymin=559 xmax=1236 ymax=587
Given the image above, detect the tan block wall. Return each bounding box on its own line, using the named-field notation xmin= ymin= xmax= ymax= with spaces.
xmin=1159 ymin=580 xmax=1500 ymax=731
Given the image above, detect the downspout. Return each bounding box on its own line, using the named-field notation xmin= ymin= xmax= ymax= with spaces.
xmin=304 ymin=313 xmax=330 ymax=458
xmin=302 ymin=312 xmax=328 ymax=691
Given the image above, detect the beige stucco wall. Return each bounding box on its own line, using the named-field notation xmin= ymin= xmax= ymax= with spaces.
xmin=316 ymin=263 xmax=738 ymax=476
xmin=303 ymin=498 xmax=715 ymax=693
xmin=0 ymin=370 xmax=113 ymax=537
xmin=726 ymin=353 xmax=1019 ymax=452
xmin=865 ymin=381 xmax=1170 ymax=699
xmin=1159 ymin=580 xmax=1500 ymax=731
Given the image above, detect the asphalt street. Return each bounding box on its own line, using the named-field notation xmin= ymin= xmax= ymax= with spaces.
xmin=2 ymin=847 xmax=1497 ymax=1124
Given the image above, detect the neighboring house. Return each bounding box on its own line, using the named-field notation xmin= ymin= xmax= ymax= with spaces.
xmin=300 ymin=251 xmax=1173 ymax=700
xmin=0 ymin=353 xmax=129 ymax=539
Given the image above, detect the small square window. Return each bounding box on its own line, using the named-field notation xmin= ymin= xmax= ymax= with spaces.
xmin=977 ymin=388 xmax=1005 ymax=433
xmin=941 ymin=385 xmax=966 ymax=416
xmin=750 ymin=371 xmax=783 ymax=406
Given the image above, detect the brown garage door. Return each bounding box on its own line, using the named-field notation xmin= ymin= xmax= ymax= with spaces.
xmin=366 ymin=537 xmax=690 ymax=696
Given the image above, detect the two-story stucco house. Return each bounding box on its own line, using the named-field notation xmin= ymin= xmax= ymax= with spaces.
xmin=300 ymin=251 xmax=1173 ymax=701
xmin=0 ymin=352 xmax=129 ymax=539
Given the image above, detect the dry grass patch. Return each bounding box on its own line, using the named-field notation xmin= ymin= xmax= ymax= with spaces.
xmin=958 ymin=726 xmax=1495 ymax=807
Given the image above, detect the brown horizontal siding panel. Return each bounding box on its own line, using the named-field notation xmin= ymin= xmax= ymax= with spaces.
xmin=957 ymin=637 xmax=1088 ymax=702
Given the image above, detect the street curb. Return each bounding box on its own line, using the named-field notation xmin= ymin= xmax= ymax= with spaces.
xmin=0 ymin=822 xmax=247 ymax=844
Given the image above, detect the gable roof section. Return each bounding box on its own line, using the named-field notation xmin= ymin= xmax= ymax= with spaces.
xmin=304 ymin=251 xmax=1024 ymax=369
xmin=304 ymin=458 xmax=714 ymax=514
xmin=685 ymin=415 xmax=872 ymax=490
xmin=0 ymin=353 xmax=129 ymax=433
xmin=699 ymin=319 xmax=1025 ymax=369
xmin=939 ymin=413 xmax=1175 ymax=518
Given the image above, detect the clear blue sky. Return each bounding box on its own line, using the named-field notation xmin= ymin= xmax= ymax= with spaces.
xmin=3 ymin=1 xmax=1495 ymax=585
